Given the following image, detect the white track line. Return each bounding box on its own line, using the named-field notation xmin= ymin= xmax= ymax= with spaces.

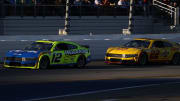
xmin=24 ymin=82 xmax=180 ymax=101
xmin=20 ymin=40 xmax=28 ymax=42
xmin=123 ymin=38 xmax=131 ymax=40
xmin=83 ymin=39 xmax=92 ymax=40
xmin=104 ymin=39 xmax=111 ymax=40
xmin=42 ymin=39 xmax=49 ymax=40
xmin=64 ymin=39 xmax=71 ymax=41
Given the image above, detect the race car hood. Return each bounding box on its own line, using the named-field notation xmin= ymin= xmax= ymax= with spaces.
xmin=6 ymin=50 xmax=42 ymax=58
xmin=107 ymin=47 xmax=141 ymax=54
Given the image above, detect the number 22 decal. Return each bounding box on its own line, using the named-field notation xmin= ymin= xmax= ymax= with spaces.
xmin=52 ymin=53 xmax=62 ymax=63
xmin=150 ymin=50 xmax=160 ymax=59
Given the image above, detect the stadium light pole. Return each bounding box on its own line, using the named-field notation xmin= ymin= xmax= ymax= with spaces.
xmin=64 ymin=0 xmax=70 ymax=35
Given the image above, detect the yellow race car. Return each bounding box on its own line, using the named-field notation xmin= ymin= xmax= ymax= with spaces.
xmin=105 ymin=38 xmax=180 ymax=65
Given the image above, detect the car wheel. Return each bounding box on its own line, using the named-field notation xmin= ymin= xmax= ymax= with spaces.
xmin=138 ymin=53 xmax=148 ymax=65
xmin=39 ymin=57 xmax=50 ymax=69
xmin=171 ymin=53 xmax=180 ymax=65
xmin=75 ymin=56 xmax=86 ymax=68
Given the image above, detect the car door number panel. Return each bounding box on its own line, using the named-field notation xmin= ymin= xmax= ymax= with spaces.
xmin=52 ymin=53 xmax=62 ymax=63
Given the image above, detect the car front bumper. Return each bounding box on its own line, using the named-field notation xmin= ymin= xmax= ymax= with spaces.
xmin=105 ymin=57 xmax=138 ymax=64
xmin=3 ymin=64 xmax=37 ymax=69
xmin=4 ymin=61 xmax=38 ymax=69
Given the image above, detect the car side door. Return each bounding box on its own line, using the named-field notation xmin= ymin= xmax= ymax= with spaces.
xmin=64 ymin=43 xmax=79 ymax=64
xmin=51 ymin=43 xmax=68 ymax=65
xmin=161 ymin=41 xmax=173 ymax=60
xmin=150 ymin=41 xmax=164 ymax=60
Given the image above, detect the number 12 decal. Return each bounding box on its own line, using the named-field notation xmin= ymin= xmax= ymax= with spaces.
xmin=52 ymin=53 xmax=62 ymax=63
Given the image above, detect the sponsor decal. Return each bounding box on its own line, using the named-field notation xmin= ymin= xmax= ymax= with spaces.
xmin=65 ymin=49 xmax=88 ymax=55
xmin=13 ymin=53 xmax=22 ymax=56
xmin=27 ymin=51 xmax=38 ymax=53
xmin=14 ymin=50 xmax=23 ymax=52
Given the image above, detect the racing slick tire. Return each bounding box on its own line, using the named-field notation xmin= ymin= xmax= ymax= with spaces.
xmin=39 ymin=57 xmax=50 ymax=69
xmin=138 ymin=53 xmax=148 ymax=65
xmin=75 ymin=55 xmax=86 ymax=69
xmin=171 ymin=53 xmax=180 ymax=65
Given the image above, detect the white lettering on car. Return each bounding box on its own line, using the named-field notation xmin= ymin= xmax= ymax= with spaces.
xmin=65 ymin=49 xmax=88 ymax=55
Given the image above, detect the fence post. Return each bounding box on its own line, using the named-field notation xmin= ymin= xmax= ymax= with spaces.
xmin=59 ymin=0 xmax=70 ymax=35
xmin=64 ymin=0 xmax=70 ymax=35
xmin=34 ymin=0 xmax=37 ymax=17
xmin=128 ymin=0 xmax=134 ymax=33
xmin=0 ymin=0 xmax=4 ymax=35
xmin=123 ymin=0 xmax=134 ymax=35
xmin=175 ymin=7 xmax=179 ymax=26
xmin=152 ymin=0 xmax=155 ymax=5
xmin=0 ymin=0 xmax=5 ymax=18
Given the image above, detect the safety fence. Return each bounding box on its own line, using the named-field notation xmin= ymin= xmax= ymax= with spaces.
xmin=2 ymin=16 xmax=162 ymax=35
xmin=0 ymin=1 xmax=177 ymax=35
xmin=0 ymin=2 xmax=153 ymax=35
xmin=153 ymin=0 xmax=179 ymax=26
xmin=3 ymin=4 xmax=146 ymax=17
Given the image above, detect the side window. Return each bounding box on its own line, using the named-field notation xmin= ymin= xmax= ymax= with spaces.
xmin=152 ymin=41 xmax=164 ymax=48
xmin=163 ymin=42 xmax=173 ymax=47
xmin=55 ymin=43 xmax=68 ymax=51
xmin=67 ymin=44 xmax=78 ymax=50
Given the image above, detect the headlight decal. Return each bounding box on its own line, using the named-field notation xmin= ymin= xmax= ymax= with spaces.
xmin=125 ymin=54 xmax=138 ymax=58
xmin=22 ymin=57 xmax=37 ymax=61
xmin=22 ymin=57 xmax=26 ymax=61
xmin=106 ymin=53 xmax=123 ymax=57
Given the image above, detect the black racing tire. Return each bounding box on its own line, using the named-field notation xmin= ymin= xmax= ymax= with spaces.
xmin=39 ymin=57 xmax=50 ymax=69
xmin=75 ymin=56 xmax=86 ymax=69
xmin=171 ymin=53 xmax=180 ymax=65
xmin=138 ymin=53 xmax=148 ymax=65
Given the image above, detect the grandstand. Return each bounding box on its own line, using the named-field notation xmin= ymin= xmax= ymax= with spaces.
xmin=0 ymin=0 xmax=179 ymax=35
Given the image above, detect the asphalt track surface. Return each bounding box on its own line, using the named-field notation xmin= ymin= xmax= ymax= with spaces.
xmin=0 ymin=61 xmax=180 ymax=101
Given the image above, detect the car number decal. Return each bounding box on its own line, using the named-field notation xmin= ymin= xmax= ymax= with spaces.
xmin=52 ymin=53 xmax=62 ymax=63
xmin=150 ymin=50 xmax=160 ymax=59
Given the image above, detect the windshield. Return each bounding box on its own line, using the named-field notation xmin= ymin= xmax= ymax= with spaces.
xmin=24 ymin=42 xmax=52 ymax=51
xmin=123 ymin=40 xmax=150 ymax=48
